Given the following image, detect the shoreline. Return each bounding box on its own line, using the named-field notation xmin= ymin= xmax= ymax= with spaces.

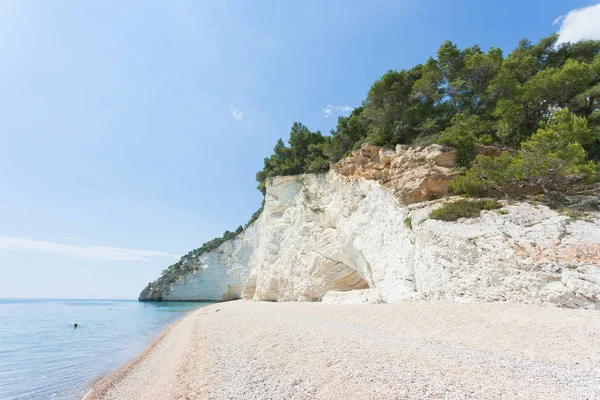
xmin=138 ymin=299 xmax=226 ymax=302
xmin=82 ymin=303 xmax=214 ymax=400
xmin=84 ymin=300 xmax=600 ymax=399
xmin=81 ymin=316 xmax=182 ymax=400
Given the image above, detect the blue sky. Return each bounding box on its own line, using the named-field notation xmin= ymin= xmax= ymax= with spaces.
xmin=1 ymin=0 xmax=599 ymax=299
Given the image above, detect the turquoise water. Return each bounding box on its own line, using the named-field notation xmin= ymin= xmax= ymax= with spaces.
xmin=0 ymin=299 xmax=214 ymax=400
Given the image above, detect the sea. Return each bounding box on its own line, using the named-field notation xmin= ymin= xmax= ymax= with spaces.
xmin=0 ymin=299 xmax=215 ymax=400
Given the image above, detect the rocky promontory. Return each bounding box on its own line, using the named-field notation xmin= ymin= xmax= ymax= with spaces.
xmin=140 ymin=144 xmax=600 ymax=309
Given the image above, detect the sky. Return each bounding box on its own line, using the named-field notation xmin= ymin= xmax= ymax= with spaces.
xmin=1 ymin=1 xmax=599 ymax=299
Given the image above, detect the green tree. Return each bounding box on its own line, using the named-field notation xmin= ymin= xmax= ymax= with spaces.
xmin=322 ymin=107 xmax=367 ymax=162
xmin=256 ymin=122 xmax=328 ymax=194
xmin=438 ymin=114 xmax=493 ymax=167
xmin=361 ymin=66 xmax=426 ymax=145
xmin=451 ymin=109 xmax=596 ymax=196
xmin=458 ymin=47 xmax=503 ymax=116
xmin=256 ymin=35 xmax=600 ymax=197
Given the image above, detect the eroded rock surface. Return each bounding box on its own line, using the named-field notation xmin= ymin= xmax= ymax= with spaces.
xmin=334 ymin=143 xmax=506 ymax=204
xmin=140 ymin=147 xmax=600 ymax=308
xmin=334 ymin=144 xmax=459 ymax=204
xmin=139 ymin=226 xmax=258 ymax=301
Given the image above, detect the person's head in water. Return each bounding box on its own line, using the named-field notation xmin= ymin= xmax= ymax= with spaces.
xmin=74 ymin=323 xmax=78 ymax=328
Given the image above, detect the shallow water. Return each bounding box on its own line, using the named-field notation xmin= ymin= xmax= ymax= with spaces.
xmin=0 ymin=298 xmax=214 ymax=400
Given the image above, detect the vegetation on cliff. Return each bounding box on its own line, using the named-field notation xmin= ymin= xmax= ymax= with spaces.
xmin=257 ymin=34 xmax=600 ymax=193
xmin=450 ymin=109 xmax=596 ymax=196
xmin=143 ymin=201 xmax=265 ymax=295
xmin=429 ymin=199 xmax=502 ymax=221
xmin=145 ymin=34 xmax=600 ymax=296
xmin=159 ymin=226 xmax=243 ymax=285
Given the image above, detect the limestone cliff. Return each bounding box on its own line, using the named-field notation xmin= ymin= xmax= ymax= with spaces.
xmin=139 ymin=145 xmax=600 ymax=309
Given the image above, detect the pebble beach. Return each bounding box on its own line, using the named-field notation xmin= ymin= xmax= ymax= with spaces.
xmin=85 ymin=300 xmax=600 ymax=400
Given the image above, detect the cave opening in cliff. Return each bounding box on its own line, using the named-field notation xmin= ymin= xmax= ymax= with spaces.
xmin=331 ymin=263 xmax=370 ymax=292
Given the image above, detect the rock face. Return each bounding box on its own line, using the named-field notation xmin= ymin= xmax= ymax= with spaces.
xmin=139 ymin=226 xmax=258 ymax=301
xmin=140 ymin=146 xmax=600 ymax=309
xmin=334 ymin=144 xmax=460 ymax=204
xmin=334 ymin=143 xmax=507 ymax=204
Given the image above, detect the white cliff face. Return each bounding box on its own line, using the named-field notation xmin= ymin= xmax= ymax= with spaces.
xmin=152 ymin=169 xmax=600 ymax=309
xmin=244 ymin=174 xmax=415 ymax=302
xmin=159 ymin=224 xmax=258 ymax=301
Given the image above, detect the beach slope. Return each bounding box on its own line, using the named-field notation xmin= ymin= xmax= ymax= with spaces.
xmin=86 ymin=300 xmax=600 ymax=400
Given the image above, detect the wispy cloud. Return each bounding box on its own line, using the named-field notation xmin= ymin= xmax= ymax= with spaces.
xmin=228 ymin=105 xmax=244 ymax=120
xmin=322 ymin=105 xmax=353 ymax=118
xmin=63 ymin=236 xmax=86 ymax=242
xmin=0 ymin=237 xmax=178 ymax=262
xmin=554 ymin=4 xmax=600 ymax=44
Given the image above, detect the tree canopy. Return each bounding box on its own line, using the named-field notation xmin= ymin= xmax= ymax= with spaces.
xmin=156 ymin=34 xmax=600 ymax=286
xmin=450 ymin=108 xmax=597 ymax=196
xmin=256 ymin=34 xmax=600 ymax=191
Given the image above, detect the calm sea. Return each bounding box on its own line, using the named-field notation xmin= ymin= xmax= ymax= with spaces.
xmin=0 ymin=299 xmax=214 ymax=400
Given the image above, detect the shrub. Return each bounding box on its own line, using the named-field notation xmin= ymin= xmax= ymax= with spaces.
xmin=437 ymin=114 xmax=494 ymax=168
xmin=245 ymin=202 xmax=264 ymax=228
xmin=429 ymin=199 xmax=502 ymax=221
xmin=450 ymin=152 xmax=516 ymax=196
xmin=451 ymin=109 xmax=596 ymax=197
xmin=560 ymin=208 xmax=593 ymax=223
xmin=306 ymin=156 xmax=330 ymax=173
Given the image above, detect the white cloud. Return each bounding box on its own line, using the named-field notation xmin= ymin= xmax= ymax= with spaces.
xmin=228 ymin=105 xmax=244 ymax=120
xmin=554 ymin=4 xmax=600 ymax=44
xmin=0 ymin=237 xmax=178 ymax=262
xmin=63 ymin=236 xmax=86 ymax=242
xmin=322 ymin=105 xmax=354 ymax=118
